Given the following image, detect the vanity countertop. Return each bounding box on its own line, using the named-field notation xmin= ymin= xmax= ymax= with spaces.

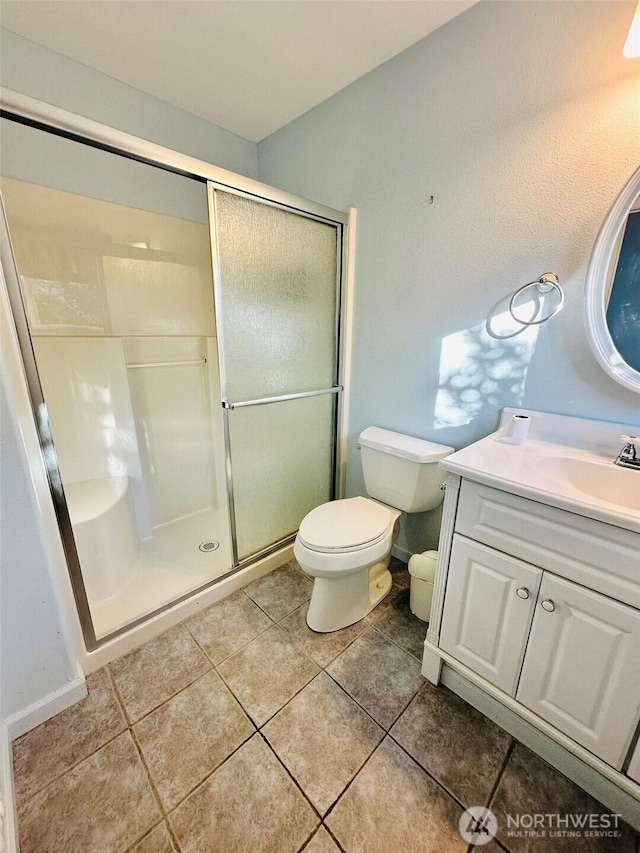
xmin=440 ymin=408 xmax=640 ymax=534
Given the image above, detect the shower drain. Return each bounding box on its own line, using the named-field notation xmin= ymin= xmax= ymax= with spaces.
xmin=199 ymin=540 xmax=220 ymax=553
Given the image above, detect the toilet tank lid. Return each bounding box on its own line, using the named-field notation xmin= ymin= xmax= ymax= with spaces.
xmin=359 ymin=427 xmax=454 ymax=463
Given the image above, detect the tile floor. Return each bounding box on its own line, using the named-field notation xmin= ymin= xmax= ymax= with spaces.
xmin=12 ymin=558 xmax=640 ymax=852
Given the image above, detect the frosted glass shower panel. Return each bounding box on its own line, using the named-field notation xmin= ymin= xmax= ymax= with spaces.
xmin=229 ymin=394 xmax=335 ymax=560
xmin=215 ymin=190 xmax=338 ymax=400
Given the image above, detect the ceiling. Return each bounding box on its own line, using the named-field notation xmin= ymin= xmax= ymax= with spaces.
xmin=0 ymin=1 xmax=477 ymax=142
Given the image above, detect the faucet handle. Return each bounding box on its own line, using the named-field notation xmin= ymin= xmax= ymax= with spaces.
xmin=620 ymin=434 xmax=639 ymax=444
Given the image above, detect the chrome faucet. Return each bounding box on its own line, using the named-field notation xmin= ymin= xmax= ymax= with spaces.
xmin=615 ymin=435 xmax=640 ymax=470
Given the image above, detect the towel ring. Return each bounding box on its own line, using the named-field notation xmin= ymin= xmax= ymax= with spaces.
xmin=508 ymin=273 xmax=564 ymax=325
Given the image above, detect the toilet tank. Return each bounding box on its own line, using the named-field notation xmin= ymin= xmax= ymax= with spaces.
xmin=358 ymin=427 xmax=454 ymax=513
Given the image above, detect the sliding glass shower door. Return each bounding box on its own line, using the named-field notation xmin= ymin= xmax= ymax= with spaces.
xmin=1 ymin=109 xmax=345 ymax=650
xmin=211 ymin=187 xmax=341 ymax=561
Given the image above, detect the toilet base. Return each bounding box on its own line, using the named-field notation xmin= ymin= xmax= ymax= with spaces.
xmin=306 ymin=560 xmax=392 ymax=633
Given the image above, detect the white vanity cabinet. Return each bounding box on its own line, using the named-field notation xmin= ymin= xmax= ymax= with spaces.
xmin=439 ymin=537 xmax=542 ymax=695
xmin=516 ymin=574 xmax=640 ymax=768
xmin=425 ymin=475 xmax=640 ymax=779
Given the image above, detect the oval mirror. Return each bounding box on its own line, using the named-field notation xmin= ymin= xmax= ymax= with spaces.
xmin=584 ymin=165 xmax=640 ymax=393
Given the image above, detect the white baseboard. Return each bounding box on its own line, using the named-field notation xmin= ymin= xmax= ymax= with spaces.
xmin=391 ymin=543 xmax=412 ymax=563
xmin=4 ymin=666 xmax=86 ymax=741
xmin=1 ymin=724 xmax=18 ymax=853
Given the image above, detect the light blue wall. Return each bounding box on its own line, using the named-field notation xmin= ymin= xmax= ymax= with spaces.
xmin=259 ymin=0 xmax=640 ymax=553
xmin=0 ymin=381 xmax=77 ymax=720
xmin=0 ymin=28 xmax=258 ymax=177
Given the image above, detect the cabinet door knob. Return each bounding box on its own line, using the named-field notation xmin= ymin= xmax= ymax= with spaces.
xmin=516 ymin=587 xmax=530 ymax=599
xmin=541 ymin=599 xmax=555 ymax=612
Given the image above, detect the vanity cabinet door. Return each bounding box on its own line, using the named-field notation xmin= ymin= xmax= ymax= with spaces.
xmin=516 ymin=574 xmax=640 ymax=769
xmin=439 ymin=536 xmax=542 ymax=695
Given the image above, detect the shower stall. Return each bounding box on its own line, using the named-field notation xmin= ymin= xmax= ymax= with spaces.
xmin=0 ymin=96 xmax=348 ymax=650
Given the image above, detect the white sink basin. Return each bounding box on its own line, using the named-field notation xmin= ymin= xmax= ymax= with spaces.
xmin=439 ymin=408 xmax=640 ymax=533
xmin=534 ymin=456 xmax=640 ymax=513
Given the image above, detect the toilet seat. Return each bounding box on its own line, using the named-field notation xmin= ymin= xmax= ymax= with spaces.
xmin=298 ymin=496 xmax=392 ymax=553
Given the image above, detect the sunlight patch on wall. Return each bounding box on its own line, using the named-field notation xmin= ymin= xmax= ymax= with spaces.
xmin=434 ymin=310 xmax=539 ymax=429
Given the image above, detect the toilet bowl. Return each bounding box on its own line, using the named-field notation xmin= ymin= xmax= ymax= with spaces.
xmin=295 ymin=427 xmax=454 ymax=633
xmin=295 ymin=496 xmax=401 ymax=632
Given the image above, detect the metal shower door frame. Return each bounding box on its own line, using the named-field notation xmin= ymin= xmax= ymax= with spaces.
xmin=207 ymin=181 xmax=345 ymax=567
xmin=0 ymin=89 xmax=350 ymax=650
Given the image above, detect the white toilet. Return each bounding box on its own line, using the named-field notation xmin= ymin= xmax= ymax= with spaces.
xmin=294 ymin=427 xmax=454 ymax=632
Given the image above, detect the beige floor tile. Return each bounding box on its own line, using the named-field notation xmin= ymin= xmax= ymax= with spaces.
xmin=301 ymin=826 xmax=341 ymax=852
xmin=326 ymin=736 xmax=466 ymax=853
xmin=391 ymin=681 xmax=512 ymax=806
xmin=490 ymin=743 xmax=638 ymax=852
xmin=18 ymin=732 xmax=160 ymax=853
xmin=169 ymin=733 xmax=319 ymax=853
xmin=374 ymin=586 xmax=428 ymax=660
xmin=129 ymin=821 xmax=176 ymax=853
xmin=217 ymin=625 xmax=319 ymax=725
xmin=12 ymin=668 xmax=126 ymax=804
xmin=244 ymin=560 xmax=313 ymax=621
xmin=279 ymin=603 xmax=368 ymax=667
xmin=184 ymin=589 xmax=273 ymax=664
xmin=263 ymin=673 xmax=384 ymax=814
xmin=134 ymin=669 xmax=254 ymax=810
xmin=327 ymin=627 xmax=424 ymax=728
xmin=110 ymin=624 xmax=211 ymax=722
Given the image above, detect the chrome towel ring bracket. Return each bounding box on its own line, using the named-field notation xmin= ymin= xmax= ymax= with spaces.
xmin=508 ymin=272 xmax=564 ymax=325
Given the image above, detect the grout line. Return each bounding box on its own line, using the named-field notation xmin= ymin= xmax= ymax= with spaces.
xmin=157 ymin=725 xmax=257 ymax=822
xmin=165 ymin=818 xmax=182 ymax=853
xmin=294 ymin=826 xmax=319 ymax=853
xmin=12 ymin=673 xmax=131 ymax=808
xmin=276 ymin=610 xmax=370 ymax=671
xmin=323 ymin=822 xmax=347 ymax=853
xmin=106 ymin=662 xmax=134 ymax=728
xmin=129 ymin=725 xmax=167 ymax=819
xmin=108 ymin=640 xmax=216 ymax=727
xmin=321 ymin=669 xmax=388 ymax=733
xmin=258 ymin=675 xmax=385 ymax=827
xmin=370 ymin=619 xmax=425 ymax=663
xmin=189 ymin=620 xmax=274 ymax=669
xmin=122 ymin=819 xmax=166 ymax=853
xmin=110 ymin=644 xmax=260 ymax=826
xmin=254 ymin=667 xmax=322 ymax=730
xmin=386 ymin=733 xmax=469 ymax=814
xmin=116 ymin=663 xmax=214 ymax=727
xmin=256 ymin=731 xmax=324 ymax=822
xmin=320 ymin=739 xmax=383 ymax=825
xmin=163 ymin=730 xmax=260 ymax=821
xmin=486 ymin=739 xmax=514 ymax=810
